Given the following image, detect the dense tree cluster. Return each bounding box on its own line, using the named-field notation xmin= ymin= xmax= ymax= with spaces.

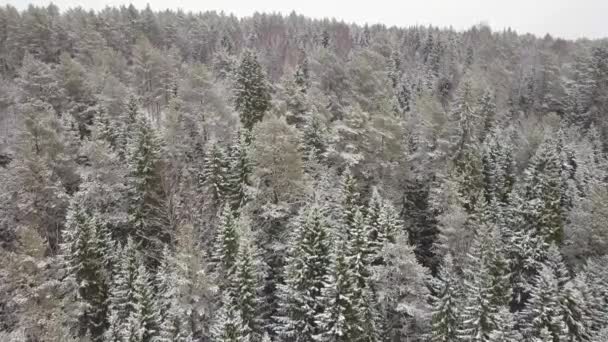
xmin=1 ymin=4 xmax=608 ymax=342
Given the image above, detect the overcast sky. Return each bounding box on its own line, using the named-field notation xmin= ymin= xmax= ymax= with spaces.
xmin=3 ymin=0 xmax=607 ymax=40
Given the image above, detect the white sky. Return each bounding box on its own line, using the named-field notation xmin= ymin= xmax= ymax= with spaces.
xmin=2 ymin=0 xmax=607 ymax=40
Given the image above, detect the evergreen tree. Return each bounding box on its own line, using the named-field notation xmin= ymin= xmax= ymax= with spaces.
xmin=211 ymin=292 xmax=247 ymax=342
xmin=106 ymin=239 xmax=140 ymax=338
xmin=488 ymin=308 xmax=521 ymax=342
xmin=294 ymin=55 xmax=310 ymax=93
xmin=275 ymin=204 xmax=331 ymax=341
xmin=125 ymin=112 xmax=167 ymax=266
xmin=431 ymin=254 xmax=461 ymax=342
xmin=459 ymin=223 xmax=510 ymax=342
xmin=202 ymin=142 xmax=230 ymax=209
xmin=62 ymin=198 xmax=109 ymax=341
xmin=234 ymin=50 xmax=271 ymax=130
xmin=517 ymin=265 xmax=567 ymax=342
xmin=315 ymin=248 xmax=359 ymax=342
xmin=125 ymin=264 xmax=161 ymax=342
xmin=212 ymin=204 xmax=240 ymax=288
xmin=339 ymin=168 xmax=361 ymax=239
xmin=477 ymin=91 xmax=497 ymax=143
xmin=232 ymin=230 xmax=264 ymax=342
xmin=516 ymin=136 xmax=564 ymax=245
xmin=226 ymin=131 xmax=253 ymax=210
xmin=157 ymin=249 xmax=193 ymax=342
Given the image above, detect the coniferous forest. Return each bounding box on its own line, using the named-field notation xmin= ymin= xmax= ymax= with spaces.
xmin=1 ymin=4 xmax=608 ymax=342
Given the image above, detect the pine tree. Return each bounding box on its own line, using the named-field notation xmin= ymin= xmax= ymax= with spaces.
xmin=315 ymin=249 xmax=359 ymax=342
xmin=156 ymin=249 xmax=193 ymax=342
xmin=211 ymin=292 xmax=247 ymax=342
xmin=232 ymin=230 xmax=263 ymax=342
xmin=459 ymin=223 xmax=509 ymax=342
xmin=482 ymin=131 xmax=516 ymax=205
xmin=517 ymin=265 xmax=567 ymax=342
xmin=62 ymin=198 xmax=109 ymax=341
xmin=544 ymin=246 xmax=591 ymax=342
xmin=517 ymin=136 xmax=564 ymax=245
xmin=448 ymin=81 xmax=478 ymax=153
xmin=125 ymin=112 xmax=167 ymax=266
xmin=234 ymin=50 xmax=271 ymax=130
xmin=125 ymin=264 xmax=161 ymax=342
xmin=202 ymin=142 xmax=230 ymax=209
xmin=477 ymin=91 xmax=497 ymax=143
xmin=275 ymin=204 xmax=331 ymax=341
xmin=226 ymin=131 xmax=253 ymax=210
xmin=488 ymin=308 xmax=521 ymax=342
xmin=294 ymin=55 xmax=310 ymax=93
xmin=106 ymin=239 xmax=140 ymax=337
xmin=340 ymin=168 xmax=361 ymax=239
xmin=431 ymin=254 xmax=461 ymax=342
xmin=212 ymin=204 xmax=240 ymax=288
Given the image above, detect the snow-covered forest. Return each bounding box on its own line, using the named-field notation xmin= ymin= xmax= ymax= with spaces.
xmin=1 ymin=3 xmax=608 ymax=341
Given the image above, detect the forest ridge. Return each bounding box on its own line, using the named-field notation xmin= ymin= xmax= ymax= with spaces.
xmin=1 ymin=3 xmax=608 ymax=342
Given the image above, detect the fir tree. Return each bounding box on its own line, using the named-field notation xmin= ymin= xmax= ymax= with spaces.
xmin=106 ymin=239 xmax=140 ymax=336
xmin=517 ymin=136 xmax=564 ymax=245
xmin=226 ymin=131 xmax=253 ymax=210
xmin=275 ymin=204 xmax=331 ymax=341
xmin=232 ymin=230 xmax=264 ymax=342
xmin=212 ymin=204 xmax=240 ymax=288
xmin=431 ymin=254 xmax=461 ymax=342
xmin=202 ymin=142 xmax=230 ymax=209
xmin=156 ymin=249 xmax=193 ymax=342
xmin=126 ymin=264 xmax=161 ymax=342
xmin=340 ymin=168 xmax=361 ymax=239
xmin=315 ymin=248 xmax=359 ymax=342
xmin=234 ymin=50 xmax=271 ymax=130
xmin=517 ymin=265 xmax=567 ymax=342
xmin=125 ymin=112 xmax=167 ymax=266
xmin=62 ymin=198 xmax=109 ymax=341
xmin=211 ymin=292 xmax=247 ymax=342
xmin=488 ymin=308 xmax=521 ymax=342
xmin=459 ymin=223 xmax=509 ymax=342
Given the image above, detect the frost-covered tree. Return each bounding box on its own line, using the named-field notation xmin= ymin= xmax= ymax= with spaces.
xmin=61 ymin=198 xmax=110 ymax=340
xmin=125 ymin=111 xmax=167 ymax=266
xmin=275 ymin=204 xmax=331 ymax=341
xmin=517 ymin=265 xmax=567 ymax=342
xmin=431 ymin=254 xmax=461 ymax=342
xmin=202 ymin=142 xmax=230 ymax=209
xmin=315 ymin=248 xmax=359 ymax=342
xmin=211 ymin=204 xmax=240 ymax=288
xmin=234 ymin=50 xmax=271 ymax=130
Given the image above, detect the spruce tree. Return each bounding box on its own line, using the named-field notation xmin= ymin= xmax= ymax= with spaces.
xmin=488 ymin=308 xmax=521 ymax=342
xmin=106 ymin=238 xmax=140 ymax=337
xmin=517 ymin=136 xmax=564 ymax=245
xmin=517 ymin=265 xmax=567 ymax=342
xmin=459 ymin=223 xmax=509 ymax=342
xmin=202 ymin=142 xmax=230 ymax=209
xmin=340 ymin=168 xmax=361 ymax=239
xmin=125 ymin=112 xmax=167 ymax=266
xmin=156 ymin=249 xmax=193 ymax=342
xmin=315 ymin=248 xmax=359 ymax=342
xmin=211 ymin=292 xmax=247 ymax=342
xmin=232 ymin=231 xmax=263 ymax=342
xmin=234 ymin=50 xmax=271 ymax=130
xmin=212 ymin=204 xmax=240 ymax=288
xmin=275 ymin=204 xmax=331 ymax=341
xmin=62 ymin=199 xmax=109 ymax=340
xmin=431 ymin=254 xmax=461 ymax=342
xmin=126 ymin=264 xmax=161 ymax=342
xmin=226 ymin=131 xmax=253 ymax=210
